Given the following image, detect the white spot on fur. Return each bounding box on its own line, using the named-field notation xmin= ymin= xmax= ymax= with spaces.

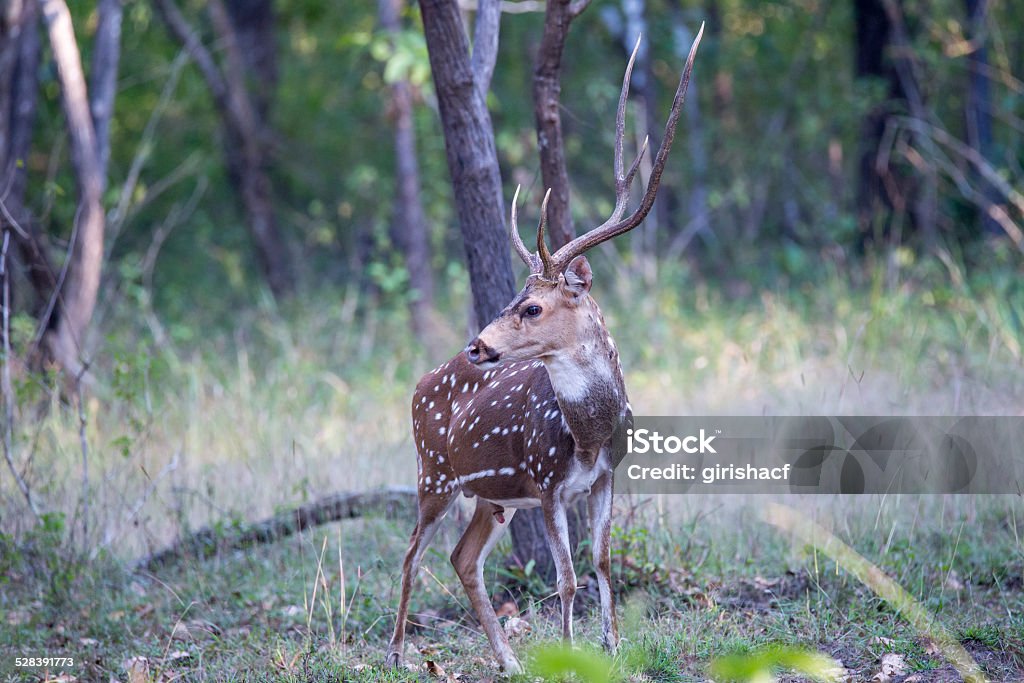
xmin=458 ymin=469 xmax=496 ymax=484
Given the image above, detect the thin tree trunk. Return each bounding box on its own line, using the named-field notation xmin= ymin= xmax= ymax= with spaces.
xmin=418 ymin=0 xmax=514 ymax=327
xmin=854 ymin=0 xmax=897 ymax=246
xmin=224 ymin=0 xmax=277 ymax=121
xmin=39 ymin=0 xmax=107 ymax=376
xmin=153 ymin=0 xmax=293 ymax=297
xmin=532 ymin=0 xmax=583 ymax=250
xmin=1 ymin=0 xmax=55 ymax=317
xmin=89 ymin=0 xmax=121 ymax=190
xmin=381 ymin=0 xmax=436 ymax=338
xmin=514 ymin=0 xmax=593 ymax=586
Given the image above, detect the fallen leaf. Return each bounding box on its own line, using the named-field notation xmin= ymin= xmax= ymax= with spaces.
xmin=872 ymin=652 xmax=908 ymax=681
xmin=80 ymin=637 xmax=100 ymax=647
xmin=503 ymin=616 xmax=531 ymax=639
xmin=870 ymin=635 xmax=895 ymax=647
xmin=905 ymin=675 xmax=925 ymax=682
xmin=171 ymin=622 xmax=191 ymax=641
xmin=282 ymin=605 xmax=304 ymax=617
xmin=424 ymin=660 xmax=446 ymax=678
xmin=123 ymin=655 xmax=149 ymax=683
xmin=167 ymin=650 xmax=191 ymax=662
xmin=42 ymin=675 xmax=76 ymax=683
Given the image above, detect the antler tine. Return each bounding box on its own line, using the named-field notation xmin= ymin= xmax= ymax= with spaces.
xmin=536 ymin=188 xmax=555 ymax=278
xmin=509 ymin=185 xmax=541 ymax=271
xmin=613 ymin=34 xmax=642 ymax=185
xmin=551 ymin=22 xmax=704 ymax=271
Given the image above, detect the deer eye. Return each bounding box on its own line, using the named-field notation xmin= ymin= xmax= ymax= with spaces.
xmin=523 ymin=305 xmax=542 ymax=318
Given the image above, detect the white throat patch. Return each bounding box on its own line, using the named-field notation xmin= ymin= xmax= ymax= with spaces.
xmin=544 ymin=350 xmax=614 ymax=402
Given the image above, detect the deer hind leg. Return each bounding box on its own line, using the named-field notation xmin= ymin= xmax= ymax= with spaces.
xmin=450 ymin=499 xmax=521 ymax=673
xmin=386 ymin=491 xmax=456 ymax=668
xmin=588 ymin=471 xmax=618 ymax=653
xmin=542 ymin=493 xmax=577 ymax=643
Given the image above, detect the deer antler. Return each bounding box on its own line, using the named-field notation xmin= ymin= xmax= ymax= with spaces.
xmin=545 ymin=25 xmax=704 ymax=276
xmin=509 ymin=185 xmax=541 ymax=272
xmin=510 ymin=186 xmax=555 ymax=276
xmin=536 ymin=189 xmax=554 ymax=276
xmin=509 ymin=27 xmax=703 ymax=279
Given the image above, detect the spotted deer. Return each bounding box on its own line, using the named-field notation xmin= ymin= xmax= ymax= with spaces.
xmin=386 ymin=29 xmax=702 ymax=674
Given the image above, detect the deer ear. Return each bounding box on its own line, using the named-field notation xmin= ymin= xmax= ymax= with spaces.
xmin=560 ymin=255 xmax=592 ymax=298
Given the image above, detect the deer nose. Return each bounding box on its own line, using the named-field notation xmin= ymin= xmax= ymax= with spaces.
xmin=466 ymin=338 xmax=500 ymax=365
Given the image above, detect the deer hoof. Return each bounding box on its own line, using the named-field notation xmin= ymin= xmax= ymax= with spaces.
xmin=384 ymin=649 xmax=402 ymax=668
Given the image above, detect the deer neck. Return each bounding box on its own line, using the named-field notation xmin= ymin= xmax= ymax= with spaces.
xmin=541 ymin=299 xmax=627 ymax=458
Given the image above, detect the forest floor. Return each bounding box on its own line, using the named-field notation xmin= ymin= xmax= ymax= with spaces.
xmin=1 ymin=495 xmax=1023 ymax=682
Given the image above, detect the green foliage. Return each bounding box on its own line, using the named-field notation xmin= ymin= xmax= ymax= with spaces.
xmin=709 ymin=645 xmax=842 ymax=683
xmin=18 ymin=0 xmax=1022 ymax=324
xmin=530 ymin=643 xmax=615 ymax=683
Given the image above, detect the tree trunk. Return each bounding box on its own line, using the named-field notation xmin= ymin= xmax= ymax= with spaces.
xmin=532 ymin=0 xmax=579 ymax=250
xmin=853 ymin=0 xmax=897 ymax=246
xmin=224 ymin=0 xmax=277 ymax=121
xmin=381 ymin=0 xmax=436 ymax=339
xmin=39 ymin=0 xmax=108 ymax=376
xmin=853 ymin=0 xmax=934 ymax=247
xmin=1 ymin=0 xmax=56 ymax=318
xmin=418 ymin=0 xmax=514 ymax=327
xmin=515 ymin=0 xmax=591 ymax=587
xmin=89 ymin=0 xmax=121 ymax=190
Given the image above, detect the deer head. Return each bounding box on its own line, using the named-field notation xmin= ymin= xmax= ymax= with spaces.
xmin=466 ymin=190 xmax=597 ymax=367
xmin=466 ymin=28 xmax=702 ymax=371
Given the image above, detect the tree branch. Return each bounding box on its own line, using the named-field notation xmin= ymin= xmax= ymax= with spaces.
xmin=89 ymin=0 xmax=122 ymax=189
xmin=138 ymin=488 xmax=417 ymax=571
xmin=470 ymin=0 xmax=501 ymax=95
xmin=151 ymin=0 xmax=230 ymax=113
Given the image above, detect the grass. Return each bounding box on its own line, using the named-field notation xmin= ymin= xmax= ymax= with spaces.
xmin=1 ymin=259 xmax=1023 ymax=680
xmin=1 ymin=500 xmax=1022 ymax=681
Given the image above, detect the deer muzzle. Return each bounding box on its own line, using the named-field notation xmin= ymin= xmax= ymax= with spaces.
xmin=465 ymin=338 xmax=501 ymax=366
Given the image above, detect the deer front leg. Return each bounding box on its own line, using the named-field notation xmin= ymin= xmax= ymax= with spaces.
xmin=542 ymin=493 xmax=577 ymax=643
xmin=450 ymin=499 xmax=521 ymax=673
xmin=588 ymin=470 xmax=618 ymax=653
xmin=386 ymin=493 xmax=455 ymax=668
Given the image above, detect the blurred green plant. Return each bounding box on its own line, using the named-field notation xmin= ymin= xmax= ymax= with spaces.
xmin=709 ymin=645 xmax=842 ymax=683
